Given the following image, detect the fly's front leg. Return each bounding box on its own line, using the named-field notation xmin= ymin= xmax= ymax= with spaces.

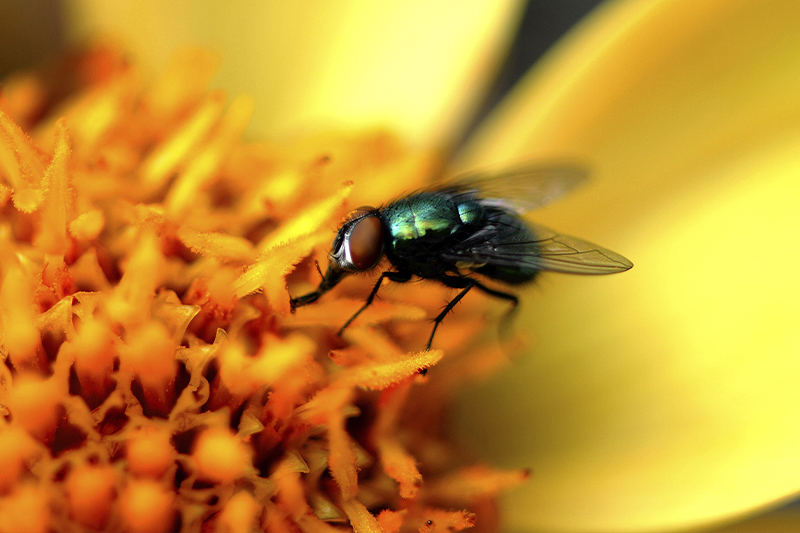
xmin=338 ymin=270 xmax=412 ymax=336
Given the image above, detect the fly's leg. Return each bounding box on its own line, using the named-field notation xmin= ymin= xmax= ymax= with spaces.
xmin=471 ymin=279 xmax=519 ymax=306
xmin=427 ymin=279 xmax=475 ymax=350
xmin=471 ymin=279 xmax=520 ymax=340
xmin=338 ymin=270 xmax=412 ymax=336
xmin=429 ymin=276 xmax=519 ymax=350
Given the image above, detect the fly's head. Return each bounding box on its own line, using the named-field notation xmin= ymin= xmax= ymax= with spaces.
xmin=329 ymin=206 xmax=384 ymax=273
xmin=290 ymin=206 xmax=384 ymax=312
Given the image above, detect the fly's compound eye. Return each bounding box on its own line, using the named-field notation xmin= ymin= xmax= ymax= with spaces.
xmin=345 ymin=214 xmax=384 ymax=271
xmin=331 ymin=207 xmax=375 ymax=255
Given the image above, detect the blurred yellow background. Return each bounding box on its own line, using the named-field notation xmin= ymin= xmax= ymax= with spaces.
xmin=59 ymin=0 xmax=524 ymax=150
xmin=457 ymin=1 xmax=800 ymax=531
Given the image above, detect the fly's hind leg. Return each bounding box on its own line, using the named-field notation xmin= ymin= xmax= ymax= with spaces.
xmin=338 ymin=270 xmax=412 ymax=337
xmin=471 ymin=279 xmax=519 ymax=307
xmin=471 ymin=279 xmax=520 ymax=341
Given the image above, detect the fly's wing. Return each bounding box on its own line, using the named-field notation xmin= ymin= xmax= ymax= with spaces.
xmin=522 ymin=223 xmax=633 ymax=274
xmin=443 ymin=222 xmax=633 ymax=275
xmin=437 ymin=165 xmax=588 ymax=214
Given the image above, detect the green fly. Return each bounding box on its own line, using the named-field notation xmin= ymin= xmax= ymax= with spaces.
xmin=289 ymin=166 xmax=633 ymax=349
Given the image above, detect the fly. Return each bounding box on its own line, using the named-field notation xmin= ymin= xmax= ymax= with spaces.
xmin=289 ymin=165 xmax=633 ymax=350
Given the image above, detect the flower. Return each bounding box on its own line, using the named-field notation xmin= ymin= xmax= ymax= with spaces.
xmin=0 ymin=41 xmax=527 ymax=532
xmin=4 ymin=0 xmax=798 ymax=532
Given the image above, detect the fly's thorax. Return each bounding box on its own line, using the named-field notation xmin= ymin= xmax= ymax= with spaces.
xmin=377 ymin=193 xmax=484 ymax=279
xmin=456 ymin=198 xmax=485 ymax=225
xmin=382 ymin=193 xmax=483 ymax=249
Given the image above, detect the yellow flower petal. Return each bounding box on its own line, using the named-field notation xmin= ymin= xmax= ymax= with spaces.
xmin=374 ymin=379 xmax=422 ymax=499
xmin=35 ymin=119 xmax=75 ymax=256
xmin=107 ymin=230 xmax=163 ymax=326
xmin=166 ymin=94 xmax=254 ymax=216
xmin=69 ymin=208 xmax=105 ymax=240
xmin=216 ymin=491 xmax=261 ymax=533
xmin=0 ymin=428 xmax=42 ymax=493
xmin=258 ymin=181 xmax=352 ymax=251
xmin=457 ymin=1 xmax=800 ymax=531
xmin=421 ymin=464 xmax=530 ymax=504
xmin=336 ymin=350 xmax=443 ymax=391
xmin=300 ymin=385 xmax=359 ymax=499
xmin=65 ymin=465 xmax=117 ymax=531
xmin=63 ymin=1 xmax=524 ymax=147
xmin=232 ymin=235 xmax=320 ymax=300
xmin=192 ymin=426 xmax=253 ymax=484
xmin=68 ymin=318 xmax=116 ymax=408
xmin=340 ymin=498 xmax=385 ymax=533
xmin=140 ymin=90 xmax=226 ymax=193
xmin=126 ymin=426 xmax=176 ymax=479
xmin=178 ymin=228 xmax=257 ymax=263
xmin=417 ymin=508 xmax=476 ymax=532
xmin=0 ymin=484 xmax=51 ymax=533
xmin=0 ymin=110 xmax=48 ymax=193
xmin=120 ymin=480 xmax=176 ymax=533
xmin=0 ymin=264 xmax=43 ymax=371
